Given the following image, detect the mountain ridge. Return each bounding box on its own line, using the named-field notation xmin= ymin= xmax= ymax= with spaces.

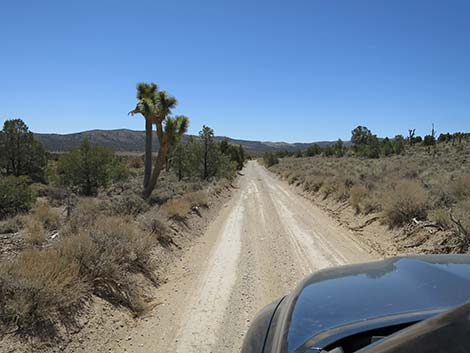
xmin=34 ymin=129 xmax=339 ymax=155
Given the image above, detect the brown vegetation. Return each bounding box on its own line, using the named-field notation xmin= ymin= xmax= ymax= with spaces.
xmin=0 ymin=153 xmax=233 ymax=339
xmin=269 ymin=141 xmax=470 ymax=252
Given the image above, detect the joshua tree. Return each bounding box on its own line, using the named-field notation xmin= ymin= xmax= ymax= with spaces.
xmin=143 ymin=114 xmax=188 ymax=198
xmin=408 ymin=129 xmax=415 ymax=146
xmin=130 ymin=84 xmax=188 ymax=198
xmin=129 ymin=83 xmax=159 ymax=189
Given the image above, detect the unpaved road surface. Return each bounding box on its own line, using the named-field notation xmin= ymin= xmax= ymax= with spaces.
xmin=112 ymin=161 xmax=376 ymax=353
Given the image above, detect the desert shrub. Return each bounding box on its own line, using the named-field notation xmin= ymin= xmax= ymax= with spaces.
xmin=428 ymin=208 xmax=451 ymax=228
xmin=24 ymin=217 xmax=47 ymax=246
xmin=321 ymin=179 xmax=338 ymax=199
xmin=212 ymin=178 xmax=230 ymax=195
xmin=263 ymin=152 xmax=279 ymax=167
xmin=65 ymin=198 xmax=102 ymax=234
xmin=128 ymin=157 xmax=144 ymax=169
xmin=32 ymin=202 xmax=61 ymax=231
xmin=382 ymin=180 xmax=429 ymax=227
xmin=138 ymin=212 xmax=171 ymax=246
xmin=282 ymin=171 xmax=292 ymax=179
xmin=107 ymin=190 xmax=150 ymax=216
xmin=451 ymin=201 xmax=470 ymax=235
xmin=303 ymin=175 xmax=324 ymax=193
xmin=57 ymin=139 xmax=128 ymax=196
xmin=350 ymin=185 xmax=368 ymax=213
xmin=58 ymin=216 xmax=155 ymax=311
xmin=139 ymin=212 xmax=168 ymax=235
xmin=0 ymin=216 xmax=24 ymax=234
xmin=361 ymin=193 xmax=382 ymax=214
xmin=0 ymin=176 xmax=34 ymax=219
xmin=46 ymin=186 xmax=70 ymax=207
xmin=30 ymin=183 xmax=49 ymax=197
xmin=88 ymin=216 xmax=155 ymax=275
xmin=450 ymin=173 xmax=470 ymax=200
xmin=185 ymin=191 xmax=209 ymax=207
xmin=287 ymin=172 xmax=301 ymax=185
xmin=334 ymin=179 xmax=352 ymax=201
xmin=161 ymin=198 xmax=191 ymax=221
xmin=0 ymin=248 xmax=87 ymax=332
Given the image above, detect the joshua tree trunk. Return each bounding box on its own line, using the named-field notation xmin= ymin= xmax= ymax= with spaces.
xmin=142 ymin=140 xmax=168 ymax=199
xmin=143 ymin=119 xmax=153 ymax=189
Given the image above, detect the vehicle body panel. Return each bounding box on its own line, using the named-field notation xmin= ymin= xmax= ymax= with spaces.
xmin=242 ymin=255 xmax=470 ymax=353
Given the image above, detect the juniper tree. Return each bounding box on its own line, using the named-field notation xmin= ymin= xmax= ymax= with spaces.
xmin=0 ymin=119 xmax=47 ymax=182
xmin=393 ymin=135 xmax=405 ymax=154
xmin=57 ymin=139 xmax=127 ymax=196
xmin=171 ymin=143 xmax=188 ymax=181
xmin=305 ymin=144 xmax=322 ymax=157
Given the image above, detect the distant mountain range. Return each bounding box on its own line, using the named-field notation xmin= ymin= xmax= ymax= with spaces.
xmin=34 ymin=129 xmax=339 ymax=156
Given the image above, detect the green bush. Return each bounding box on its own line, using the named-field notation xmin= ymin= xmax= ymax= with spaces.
xmin=57 ymin=139 xmax=128 ymax=196
xmin=263 ymin=152 xmax=279 ymax=167
xmin=0 ymin=176 xmax=34 ymax=219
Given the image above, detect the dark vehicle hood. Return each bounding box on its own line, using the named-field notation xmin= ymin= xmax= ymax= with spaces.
xmin=283 ymin=255 xmax=470 ymax=353
xmin=357 ymin=302 xmax=470 ymax=353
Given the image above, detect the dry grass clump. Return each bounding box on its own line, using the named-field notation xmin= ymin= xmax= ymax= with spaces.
xmin=0 ymin=248 xmax=88 ymax=332
xmin=42 ymin=217 xmax=151 ymax=319
xmin=45 ymin=186 xmax=70 ymax=207
xmin=320 ymin=179 xmax=338 ymax=199
xmin=65 ymin=198 xmax=101 ymax=234
xmin=161 ymin=198 xmax=191 ymax=221
xmin=334 ymin=180 xmax=351 ymax=202
xmin=185 ymin=191 xmax=209 ymax=208
xmin=22 ymin=202 xmax=61 ymax=246
xmin=451 ymin=201 xmax=470 ymax=240
xmin=382 ymin=180 xmax=429 ymax=227
xmin=32 ymin=202 xmax=61 ymax=231
xmin=350 ymin=185 xmax=368 ymax=213
xmin=287 ymin=172 xmax=301 ymax=185
xmin=139 ymin=212 xmax=169 ymax=236
xmin=128 ymin=157 xmax=144 ymax=169
xmin=450 ymin=173 xmax=470 ymax=200
xmin=0 ymin=216 xmax=24 ymax=234
xmin=0 ymin=214 xmax=157 ymax=334
xmin=106 ymin=190 xmax=150 ymax=216
xmin=360 ymin=192 xmax=382 ymax=215
xmin=138 ymin=212 xmax=172 ymax=246
xmin=428 ymin=208 xmax=451 ymax=228
xmin=24 ymin=218 xmax=47 ymax=246
xmin=58 ymin=216 xmax=156 ymax=311
xmin=303 ymin=175 xmax=324 ymax=193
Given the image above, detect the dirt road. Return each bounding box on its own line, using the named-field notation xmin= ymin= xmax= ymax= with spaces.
xmin=112 ymin=161 xmax=376 ymax=353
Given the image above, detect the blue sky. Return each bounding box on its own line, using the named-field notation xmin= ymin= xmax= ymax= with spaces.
xmin=1 ymin=0 xmax=469 ymax=142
